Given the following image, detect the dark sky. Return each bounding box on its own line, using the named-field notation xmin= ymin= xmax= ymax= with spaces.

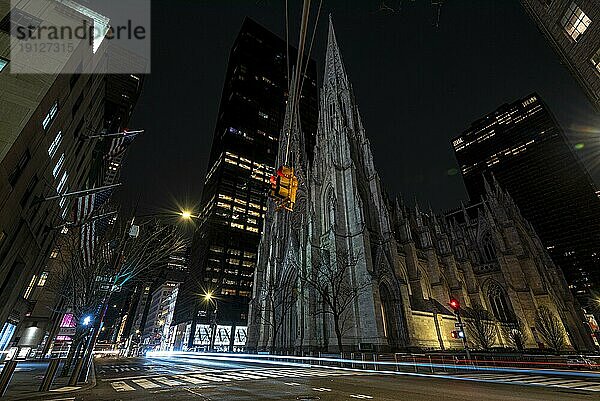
xmin=119 ymin=0 xmax=599 ymax=215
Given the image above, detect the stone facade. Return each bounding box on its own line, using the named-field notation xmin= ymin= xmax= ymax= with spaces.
xmin=247 ymin=19 xmax=593 ymax=353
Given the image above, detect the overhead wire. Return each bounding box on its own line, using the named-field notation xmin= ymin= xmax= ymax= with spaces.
xmin=284 ymin=0 xmax=324 ymax=165
xmin=284 ymin=0 xmax=311 ymax=164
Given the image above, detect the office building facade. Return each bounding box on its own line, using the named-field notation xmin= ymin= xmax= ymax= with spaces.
xmin=173 ymin=17 xmax=318 ymax=348
xmin=521 ymin=0 xmax=600 ymax=112
xmin=452 ymin=94 xmax=600 ymax=304
xmin=0 ymin=1 xmax=143 ymax=354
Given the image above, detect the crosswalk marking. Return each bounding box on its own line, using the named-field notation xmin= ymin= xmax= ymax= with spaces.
xmin=153 ymin=377 xmax=184 ymax=386
xmin=110 ymin=381 xmax=135 ymax=392
xmin=175 ymin=375 xmax=209 ymax=384
xmin=131 ymin=379 xmax=161 ymax=389
xmin=457 ymin=373 xmax=600 ymax=392
xmin=192 ymin=373 xmax=230 ymax=382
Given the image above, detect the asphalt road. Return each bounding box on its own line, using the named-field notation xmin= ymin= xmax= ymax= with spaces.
xmin=26 ymin=356 xmax=600 ymax=400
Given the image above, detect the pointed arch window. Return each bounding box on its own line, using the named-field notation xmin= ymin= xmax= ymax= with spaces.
xmin=324 ymin=190 xmax=336 ymax=232
xmin=488 ymin=283 xmax=513 ymax=322
xmin=481 ymin=232 xmax=496 ymax=262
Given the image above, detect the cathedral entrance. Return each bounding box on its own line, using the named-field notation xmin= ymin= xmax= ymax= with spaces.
xmin=379 ymin=284 xmax=401 ymax=349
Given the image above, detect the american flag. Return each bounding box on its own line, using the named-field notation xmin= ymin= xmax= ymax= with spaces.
xmin=74 ymin=188 xmax=112 ymax=225
xmin=105 ymin=130 xmax=139 ymax=160
xmin=81 ymin=220 xmax=96 ymax=267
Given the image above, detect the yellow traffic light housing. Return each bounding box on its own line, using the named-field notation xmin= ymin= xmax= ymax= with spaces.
xmin=269 ymin=165 xmax=298 ymax=211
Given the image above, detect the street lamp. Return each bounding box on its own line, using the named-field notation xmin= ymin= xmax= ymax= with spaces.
xmin=179 ymin=209 xmax=199 ymax=221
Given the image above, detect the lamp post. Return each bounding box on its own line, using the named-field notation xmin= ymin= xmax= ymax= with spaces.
xmin=203 ymin=292 xmax=218 ymax=352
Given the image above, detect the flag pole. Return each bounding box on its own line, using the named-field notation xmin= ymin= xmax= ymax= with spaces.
xmin=40 ymin=183 xmax=122 ymax=203
xmin=83 ymin=129 xmax=145 ymax=139
xmin=53 ymin=210 xmax=118 ymax=230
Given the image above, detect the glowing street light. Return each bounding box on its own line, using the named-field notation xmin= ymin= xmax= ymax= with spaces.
xmin=82 ymin=315 xmax=93 ymax=326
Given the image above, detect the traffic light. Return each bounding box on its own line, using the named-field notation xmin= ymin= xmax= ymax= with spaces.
xmin=449 ymin=298 xmax=460 ymax=312
xmin=269 ymin=165 xmax=298 ymax=211
xmin=450 ymin=330 xmax=465 ymax=339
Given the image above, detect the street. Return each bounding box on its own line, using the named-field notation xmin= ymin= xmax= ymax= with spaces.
xmin=12 ymin=354 xmax=599 ymax=401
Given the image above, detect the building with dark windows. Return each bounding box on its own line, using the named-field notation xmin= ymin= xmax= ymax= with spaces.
xmin=452 ymin=94 xmax=600 ymax=307
xmin=172 ymin=17 xmax=318 ymax=349
xmin=0 ymin=1 xmax=144 ymax=355
xmin=520 ymin=0 xmax=600 ymax=112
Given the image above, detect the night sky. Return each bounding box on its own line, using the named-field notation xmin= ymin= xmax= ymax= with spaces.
xmin=118 ymin=0 xmax=599 ymax=215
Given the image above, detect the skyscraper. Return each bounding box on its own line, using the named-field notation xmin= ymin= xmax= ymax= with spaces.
xmin=520 ymin=0 xmax=600 ymax=112
xmin=452 ymin=93 xmax=600 ymax=305
xmin=0 ymin=1 xmax=144 ymax=353
xmin=172 ymin=17 xmax=318 ymax=348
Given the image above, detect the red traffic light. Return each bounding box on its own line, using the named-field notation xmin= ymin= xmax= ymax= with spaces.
xmin=449 ymin=298 xmax=460 ymax=311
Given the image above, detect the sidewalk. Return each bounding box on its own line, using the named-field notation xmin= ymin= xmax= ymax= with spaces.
xmin=1 ymin=359 xmax=96 ymax=400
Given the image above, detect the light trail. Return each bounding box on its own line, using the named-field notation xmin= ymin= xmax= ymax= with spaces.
xmin=145 ymin=351 xmax=600 ymax=380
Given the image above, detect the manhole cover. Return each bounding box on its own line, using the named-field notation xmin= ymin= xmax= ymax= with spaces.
xmin=296 ymin=396 xmax=320 ymax=400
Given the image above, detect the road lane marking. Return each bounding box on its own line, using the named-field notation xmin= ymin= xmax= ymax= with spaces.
xmin=110 ymin=381 xmax=136 ymax=392
xmin=284 ymin=382 xmax=301 ymax=386
xmin=131 ymin=378 xmax=162 ymax=389
xmin=350 ymin=395 xmax=373 ymax=399
xmin=312 ymin=387 xmax=332 ymax=392
xmin=50 ymin=386 xmax=81 ymax=392
xmin=153 ymin=377 xmax=184 ymax=386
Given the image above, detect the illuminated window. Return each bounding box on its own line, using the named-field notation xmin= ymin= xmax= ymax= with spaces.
xmin=24 ymin=275 xmax=37 ymax=299
xmin=48 ymin=131 xmax=62 ymax=159
xmin=0 ymin=57 xmax=7 ymax=72
xmin=561 ymin=2 xmax=591 ymax=41
xmin=38 ymin=272 xmax=48 ymax=287
xmin=56 ymin=172 xmax=68 ymax=194
xmin=258 ymin=111 xmax=269 ymax=119
xmin=247 ymin=226 xmax=258 ymax=233
xmin=53 ymin=153 xmax=65 ymax=177
xmin=42 ymin=100 xmax=59 ymax=130
xmin=592 ymin=48 xmax=600 ymax=73
xmin=210 ymin=246 xmax=224 ymax=253
xmin=231 ymin=222 xmax=244 ymax=229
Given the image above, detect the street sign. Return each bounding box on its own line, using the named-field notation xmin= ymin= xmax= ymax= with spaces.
xmin=58 ymin=327 xmax=76 ymax=336
xmin=454 ymin=323 xmax=464 ymax=328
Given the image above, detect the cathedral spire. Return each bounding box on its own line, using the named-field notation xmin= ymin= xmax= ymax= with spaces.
xmin=325 ymin=16 xmax=350 ymax=93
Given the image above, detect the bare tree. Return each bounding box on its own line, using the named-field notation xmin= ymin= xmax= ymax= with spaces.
xmin=501 ymin=317 xmax=527 ymax=352
xmin=465 ymin=305 xmax=497 ymax=350
xmin=535 ymin=305 xmax=566 ymax=353
xmin=256 ymin=260 xmax=297 ymax=353
xmin=48 ymin=217 xmax=187 ymax=375
xmin=300 ymin=249 xmax=372 ymax=353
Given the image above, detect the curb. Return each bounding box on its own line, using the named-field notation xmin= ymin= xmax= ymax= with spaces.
xmin=5 ymin=361 xmax=96 ymax=401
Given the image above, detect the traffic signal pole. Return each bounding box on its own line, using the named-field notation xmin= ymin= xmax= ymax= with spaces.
xmin=455 ymin=309 xmax=471 ymax=360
